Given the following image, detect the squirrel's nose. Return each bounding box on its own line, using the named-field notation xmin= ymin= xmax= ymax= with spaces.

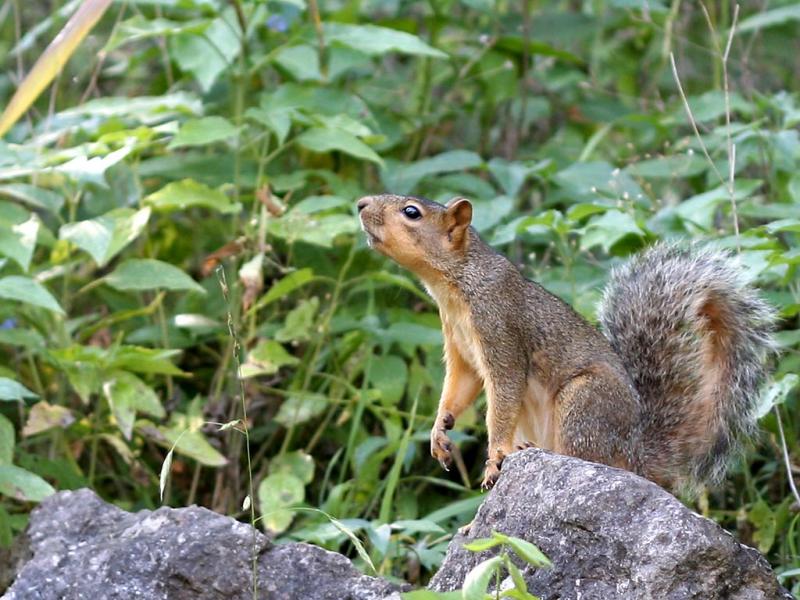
xmin=357 ymin=196 xmax=373 ymax=213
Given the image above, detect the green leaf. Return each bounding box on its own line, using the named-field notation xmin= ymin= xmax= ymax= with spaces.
xmin=675 ymin=180 xmax=761 ymax=231
xmin=462 ymin=555 xmax=503 ymax=600
xmin=749 ymin=499 xmax=776 ymax=554
xmin=273 ymin=44 xmax=322 ymax=81
xmin=383 ymin=151 xmax=484 ymax=195
xmin=402 ymin=591 xmax=462 ymax=600
xmin=268 ymin=212 xmax=357 ymax=248
xmin=269 ymin=450 xmax=315 ymax=484
xmin=110 ymin=346 xmax=185 ymax=376
xmin=296 ymin=127 xmax=383 ymax=164
xmin=462 ymin=536 xmax=504 ymax=552
xmin=390 ymin=519 xmax=445 ymax=534
xmin=0 ymin=327 xmax=45 ymax=351
xmin=493 ymin=532 xmax=552 ymax=567
xmin=381 ymin=323 xmax=443 ymax=347
xmin=0 ymin=414 xmax=14 ymax=464
xmin=324 ymin=23 xmax=447 ymax=58
xmin=258 ymin=472 xmax=305 ymax=533
xmin=275 ymin=297 xmax=319 ymax=342
xmin=59 ymin=92 xmax=202 ymax=121
xmin=368 ymin=354 xmax=408 ymax=405
xmin=144 ymin=179 xmax=241 ymax=214
xmin=0 ymin=276 xmax=64 ymax=314
xmin=239 ymin=340 xmax=299 ymax=379
xmin=274 ymin=393 xmax=328 ymax=427
xmin=103 ymin=371 xmax=165 ymax=440
xmin=253 ymin=268 xmax=315 ymax=311
xmin=756 ymin=373 xmax=799 ymax=419
xmin=554 ymin=161 xmax=643 ymax=200
xmin=737 ymin=4 xmax=800 ymax=33
xmin=59 ymin=207 xmax=151 ymax=267
xmin=153 ymin=426 xmax=227 ymax=467
xmin=168 ymin=116 xmax=238 ymax=149
xmin=0 ymin=464 xmax=55 ymax=502
xmin=505 ymin=558 xmax=531 ymax=596
xmin=0 ymin=183 xmax=63 ymax=213
xmin=0 ymin=215 xmax=38 ymax=270
xmin=246 ymin=107 xmax=291 ymax=145
xmin=105 ymin=15 xmax=209 ymax=52
xmin=169 ymin=8 xmax=241 ymax=91
xmin=626 ymin=155 xmax=709 ymax=178
xmin=678 ymin=91 xmax=754 ymax=123
xmin=765 ymin=218 xmax=800 ymax=234
xmin=105 ymin=259 xmax=205 ymax=294
xmin=579 ymin=210 xmax=643 ymax=253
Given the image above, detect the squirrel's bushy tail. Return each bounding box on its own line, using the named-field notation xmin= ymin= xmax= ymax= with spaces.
xmin=598 ymin=244 xmax=775 ymax=490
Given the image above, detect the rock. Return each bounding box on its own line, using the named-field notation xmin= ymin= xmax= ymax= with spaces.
xmin=2 ymin=488 xmax=401 ymax=600
xmin=429 ymin=449 xmax=792 ymax=600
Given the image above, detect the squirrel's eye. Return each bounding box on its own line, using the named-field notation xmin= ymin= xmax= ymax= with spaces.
xmin=402 ymin=206 xmax=422 ymax=220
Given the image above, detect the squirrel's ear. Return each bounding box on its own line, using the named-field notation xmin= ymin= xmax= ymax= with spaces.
xmin=445 ymin=198 xmax=472 ymax=246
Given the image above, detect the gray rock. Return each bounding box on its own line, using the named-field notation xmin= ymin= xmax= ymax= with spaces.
xmin=2 ymin=488 xmax=401 ymax=600
xmin=429 ymin=449 xmax=792 ymax=600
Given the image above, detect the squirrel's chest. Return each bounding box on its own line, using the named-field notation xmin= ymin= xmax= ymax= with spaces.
xmin=426 ymin=283 xmax=487 ymax=376
xmin=449 ymin=315 xmax=486 ymax=375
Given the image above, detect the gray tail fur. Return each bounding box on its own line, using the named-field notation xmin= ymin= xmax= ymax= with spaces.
xmin=598 ymin=244 xmax=776 ymax=490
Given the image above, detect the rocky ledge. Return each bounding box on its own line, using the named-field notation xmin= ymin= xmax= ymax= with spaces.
xmin=2 ymin=449 xmax=791 ymax=599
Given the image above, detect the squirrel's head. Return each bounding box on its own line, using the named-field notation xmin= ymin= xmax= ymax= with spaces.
xmin=356 ymin=194 xmax=473 ymax=277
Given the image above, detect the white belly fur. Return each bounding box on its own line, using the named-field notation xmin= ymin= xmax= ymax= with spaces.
xmin=514 ymin=376 xmax=556 ymax=449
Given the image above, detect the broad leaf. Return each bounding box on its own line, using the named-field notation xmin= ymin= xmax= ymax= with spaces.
xmin=21 ymin=401 xmax=75 ymax=436
xmin=324 ymin=23 xmax=447 ymax=58
xmin=0 ymin=465 xmax=55 ymax=502
xmin=144 ymin=179 xmax=241 ymax=214
xmin=0 ymin=276 xmax=64 ymax=314
xmin=0 ymin=183 xmax=63 ymax=213
xmin=383 ymin=151 xmax=484 ymax=194
xmin=103 ymin=371 xmax=165 ymax=440
xmin=269 ymin=451 xmax=315 ymax=485
xmin=239 ymin=340 xmax=299 ymax=379
xmin=168 ymin=116 xmax=238 ymax=149
xmin=462 ymin=555 xmax=503 ymax=600
xmin=0 ymin=377 xmax=37 ymax=401
xmin=0 ymin=215 xmax=38 ymax=271
xmin=296 ymin=128 xmax=383 ymax=164
xmin=258 ymin=472 xmax=305 ymax=533
xmin=274 ymin=393 xmax=328 ymax=427
xmin=105 ymin=259 xmax=205 ymax=294
xmin=0 ymin=414 xmax=13 ymax=464
xmin=59 ymin=207 xmax=150 ymax=267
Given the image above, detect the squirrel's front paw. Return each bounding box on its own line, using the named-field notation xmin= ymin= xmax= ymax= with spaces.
xmin=481 ymin=457 xmax=503 ymax=490
xmin=430 ymin=427 xmax=453 ymax=471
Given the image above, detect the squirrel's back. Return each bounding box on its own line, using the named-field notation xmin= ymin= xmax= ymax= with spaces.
xmin=598 ymin=244 xmax=776 ymax=490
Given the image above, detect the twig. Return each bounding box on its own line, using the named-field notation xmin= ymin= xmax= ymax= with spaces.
xmin=700 ymin=2 xmax=741 ymax=249
xmin=774 ymin=405 xmax=800 ymax=509
xmin=307 ymin=0 xmax=325 ymax=77
xmin=669 ymin=52 xmax=725 ymax=188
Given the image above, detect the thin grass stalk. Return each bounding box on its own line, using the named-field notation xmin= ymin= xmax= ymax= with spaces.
xmin=216 ymin=266 xmax=259 ymax=599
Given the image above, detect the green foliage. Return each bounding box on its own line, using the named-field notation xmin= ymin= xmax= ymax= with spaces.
xmin=408 ymin=531 xmax=550 ymax=599
xmin=0 ymin=0 xmax=799 ymax=595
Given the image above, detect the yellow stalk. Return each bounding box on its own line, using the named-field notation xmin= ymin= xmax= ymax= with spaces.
xmin=0 ymin=0 xmax=113 ymax=137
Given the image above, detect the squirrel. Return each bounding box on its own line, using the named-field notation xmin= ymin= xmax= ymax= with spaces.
xmin=356 ymin=193 xmax=776 ymax=492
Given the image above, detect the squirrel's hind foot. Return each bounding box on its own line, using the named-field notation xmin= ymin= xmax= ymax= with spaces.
xmin=481 ymin=457 xmax=503 ymax=490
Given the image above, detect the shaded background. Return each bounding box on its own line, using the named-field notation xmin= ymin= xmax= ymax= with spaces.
xmin=0 ymin=0 xmax=798 ymax=592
